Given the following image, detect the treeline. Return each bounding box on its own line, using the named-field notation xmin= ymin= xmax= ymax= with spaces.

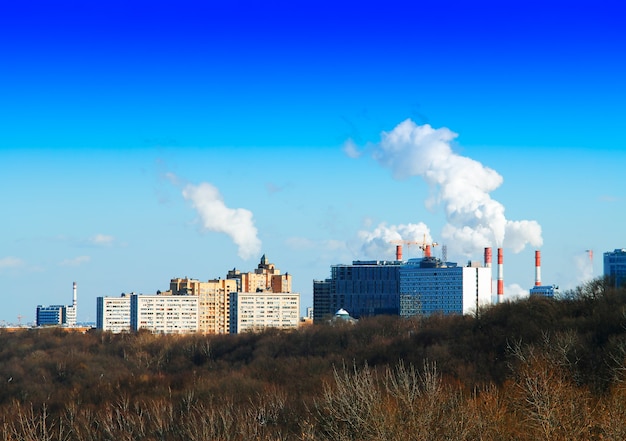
xmin=1 ymin=277 xmax=626 ymax=440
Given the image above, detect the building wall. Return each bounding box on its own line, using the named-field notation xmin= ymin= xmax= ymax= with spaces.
xmin=313 ymin=261 xmax=402 ymax=322
xmin=131 ymin=294 xmax=198 ymax=334
xmin=36 ymin=305 xmax=65 ymax=326
xmin=198 ymin=279 xmax=235 ymax=334
xmin=313 ymin=279 xmax=332 ymax=323
xmin=227 ymin=255 xmax=292 ymax=293
xmin=399 ymin=262 xmax=492 ymax=317
xmin=604 ymin=248 xmax=626 ymax=288
xmin=230 ymin=292 xmax=300 ymax=333
xmin=96 ymin=295 xmax=131 ymax=333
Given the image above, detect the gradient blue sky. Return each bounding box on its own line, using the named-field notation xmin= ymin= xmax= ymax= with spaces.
xmin=1 ymin=1 xmax=625 ymax=324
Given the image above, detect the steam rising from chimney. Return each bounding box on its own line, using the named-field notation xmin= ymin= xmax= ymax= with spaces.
xmin=368 ymin=119 xmax=542 ymax=256
xmin=182 ymin=182 xmax=261 ymax=260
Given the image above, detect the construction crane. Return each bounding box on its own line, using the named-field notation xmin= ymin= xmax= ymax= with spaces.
xmin=390 ymin=234 xmax=439 ymax=259
xmin=389 ymin=240 xmax=421 ymax=260
xmin=419 ymin=239 xmax=439 ymax=258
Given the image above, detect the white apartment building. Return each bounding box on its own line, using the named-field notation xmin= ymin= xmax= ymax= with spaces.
xmin=230 ymin=292 xmax=300 ymax=333
xmin=96 ymin=294 xmax=131 ymax=333
xmin=130 ymin=293 xmax=198 ymax=334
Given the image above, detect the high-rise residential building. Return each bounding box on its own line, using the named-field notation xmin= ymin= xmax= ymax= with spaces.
xmin=313 ymin=260 xmax=403 ymax=323
xmin=399 ymin=257 xmax=492 ymax=317
xmin=95 ymin=255 xmax=298 ymax=334
xmin=96 ymin=294 xmax=131 ymax=333
xmin=604 ymin=248 xmax=626 ymax=288
xmin=229 ymin=292 xmax=300 ymax=333
xmin=227 ymin=255 xmax=300 ymax=333
xmin=170 ymin=278 xmax=236 ymax=334
xmin=227 ymin=254 xmax=292 ymax=293
xmin=130 ymin=293 xmax=198 ymax=334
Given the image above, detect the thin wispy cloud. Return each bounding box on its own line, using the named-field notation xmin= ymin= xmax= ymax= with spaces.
xmin=599 ymin=194 xmax=620 ymax=203
xmin=89 ymin=234 xmax=114 ymax=246
xmin=342 ymin=139 xmax=363 ymax=159
xmin=59 ymin=256 xmax=91 ymax=267
xmin=0 ymin=257 xmax=24 ymax=269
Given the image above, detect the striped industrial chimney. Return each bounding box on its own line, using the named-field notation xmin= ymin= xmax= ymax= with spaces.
xmin=535 ymin=250 xmax=541 ymax=286
xmin=396 ymin=245 xmax=403 ymax=262
xmin=497 ymin=248 xmax=504 ymax=303
xmin=485 ymin=247 xmax=493 ymax=296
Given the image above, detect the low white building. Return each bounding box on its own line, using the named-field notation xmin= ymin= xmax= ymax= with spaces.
xmin=230 ymin=292 xmax=300 ymax=333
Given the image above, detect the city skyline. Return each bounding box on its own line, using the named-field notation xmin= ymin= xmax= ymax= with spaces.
xmin=1 ymin=1 xmax=625 ymax=324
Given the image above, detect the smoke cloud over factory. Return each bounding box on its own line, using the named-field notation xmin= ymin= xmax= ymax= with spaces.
xmin=353 ymin=119 xmax=543 ymax=259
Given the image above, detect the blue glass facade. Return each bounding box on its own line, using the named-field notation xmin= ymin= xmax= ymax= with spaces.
xmin=604 ymin=249 xmax=626 ymax=288
xmin=313 ymin=260 xmax=402 ymax=322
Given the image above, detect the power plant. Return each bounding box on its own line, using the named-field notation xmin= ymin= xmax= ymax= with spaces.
xmin=313 ymin=243 xmax=562 ymax=323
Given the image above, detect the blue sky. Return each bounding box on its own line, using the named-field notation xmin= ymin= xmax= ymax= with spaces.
xmin=1 ymin=1 xmax=625 ymax=324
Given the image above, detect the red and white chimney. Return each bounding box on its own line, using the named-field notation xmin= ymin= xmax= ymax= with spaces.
xmin=535 ymin=250 xmax=541 ymax=286
xmin=485 ymin=247 xmax=493 ymax=295
xmin=396 ymin=245 xmax=403 ymax=261
xmin=484 ymin=247 xmax=492 ymax=268
xmin=497 ymin=248 xmax=504 ymax=303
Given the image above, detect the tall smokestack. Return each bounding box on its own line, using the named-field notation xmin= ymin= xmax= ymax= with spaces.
xmin=396 ymin=245 xmax=403 ymax=261
xmin=485 ymin=247 xmax=493 ymax=296
xmin=425 ymin=244 xmax=432 ymax=258
xmin=73 ymin=281 xmax=77 ymax=309
xmin=497 ymin=248 xmax=504 ymax=303
xmin=535 ymin=250 xmax=541 ymax=286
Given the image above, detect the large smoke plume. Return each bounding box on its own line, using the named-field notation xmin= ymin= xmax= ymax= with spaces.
xmin=182 ymin=182 xmax=261 ymax=260
xmin=359 ymin=119 xmax=542 ymax=256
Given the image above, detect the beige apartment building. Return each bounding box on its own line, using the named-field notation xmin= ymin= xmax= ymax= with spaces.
xmin=227 ymin=254 xmax=292 ymax=293
xmin=170 ymin=277 xmax=235 ymax=334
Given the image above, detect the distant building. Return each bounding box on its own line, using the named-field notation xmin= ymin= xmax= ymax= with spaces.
xmin=37 ymin=305 xmax=69 ymax=327
xmin=130 ymin=293 xmax=198 ymax=334
xmin=227 ymin=254 xmax=292 ymax=293
xmin=230 ymin=291 xmax=300 ymax=333
xmin=96 ymin=294 xmax=131 ymax=333
xmin=399 ymin=257 xmax=492 ymax=317
xmin=332 ymin=308 xmax=357 ymax=324
xmin=170 ymin=278 xmax=235 ymax=334
xmin=96 ymin=255 xmax=298 ymax=335
xmin=97 ymin=292 xmax=198 ymax=334
xmin=313 ymin=260 xmax=402 ymax=323
xmin=604 ymin=248 xmax=626 ymax=288
xmin=36 ymin=282 xmax=77 ymax=327
xmin=529 ymin=285 xmax=557 ymax=298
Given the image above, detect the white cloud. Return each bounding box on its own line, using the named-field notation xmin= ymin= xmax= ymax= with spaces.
xmin=59 ymin=256 xmax=91 ymax=267
xmin=368 ymin=119 xmax=543 ymax=256
xmin=182 ymin=182 xmax=261 ymax=260
xmin=358 ymin=222 xmax=432 ymax=259
xmin=89 ymin=234 xmax=114 ymax=246
xmin=0 ymin=257 xmax=24 ymax=269
xmin=505 ymin=283 xmax=529 ymax=301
